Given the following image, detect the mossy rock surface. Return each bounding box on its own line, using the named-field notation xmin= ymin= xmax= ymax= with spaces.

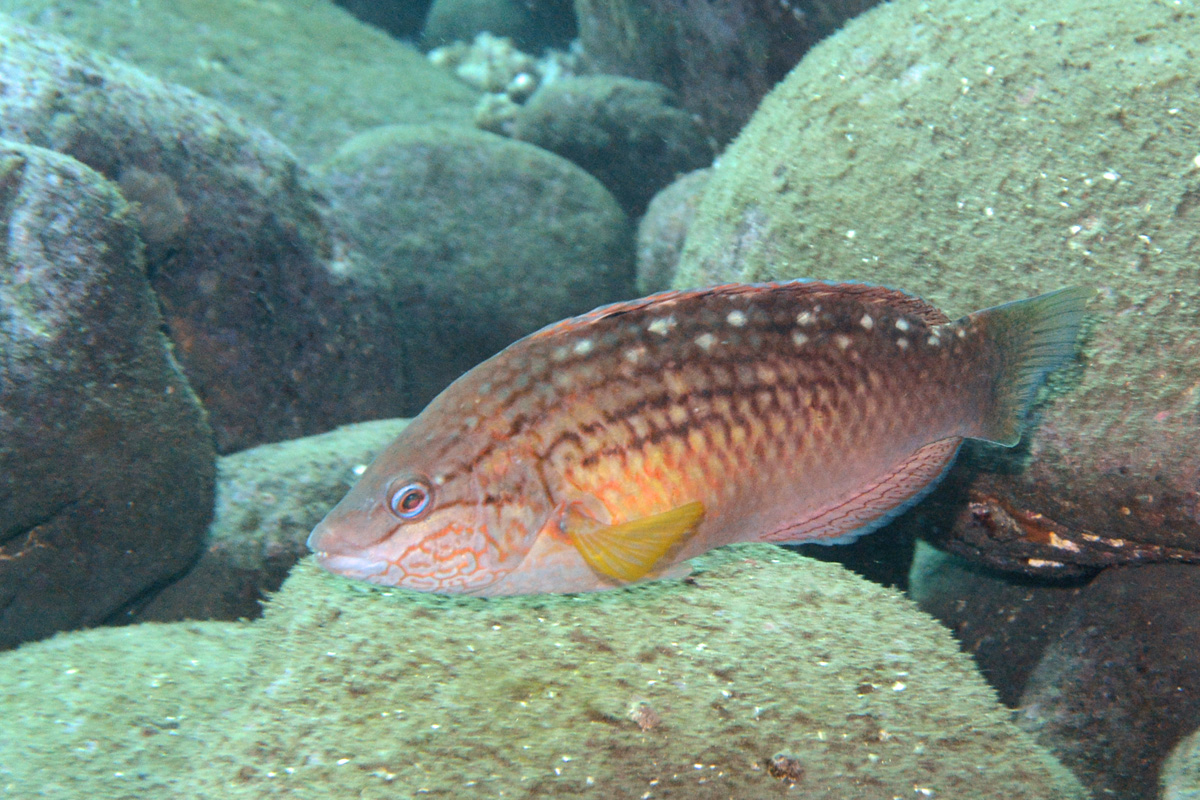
xmin=0 ymin=547 xmax=1085 ymax=798
xmin=0 ymin=0 xmax=476 ymax=162
xmin=676 ymin=0 xmax=1200 ymax=573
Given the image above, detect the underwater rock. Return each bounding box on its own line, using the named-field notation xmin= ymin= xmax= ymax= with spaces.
xmin=1016 ymin=563 xmax=1200 ymax=800
xmin=0 ymin=1 xmax=476 ymax=164
xmin=135 ymin=419 xmax=410 ymax=624
xmin=636 ymin=168 xmax=712 ymax=293
xmin=423 ymin=0 xmax=576 ymax=52
xmin=675 ymin=0 xmax=1200 ymax=577
xmin=512 ymin=75 xmax=713 ymax=215
xmin=573 ymin=0 xmax=879 ymax=145
xmin=907 ymin=542 xmax=1085 ymax=707
xmin=315 ymin=123 xmax=633 ymax=380
xmin=0 ymin=18 xmax=423 ymax=454
xmin=0 ymin=547 xmax=1087 ymax=798
xmin=0 ymin=141 xmax=215 ymax=651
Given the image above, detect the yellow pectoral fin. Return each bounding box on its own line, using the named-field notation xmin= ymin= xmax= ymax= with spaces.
xmin=565 ymin=501 xmax=705 ymax=583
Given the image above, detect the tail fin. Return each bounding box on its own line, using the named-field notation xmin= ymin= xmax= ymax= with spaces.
xmin=963 ymin=286 xmax=1091 ymax=446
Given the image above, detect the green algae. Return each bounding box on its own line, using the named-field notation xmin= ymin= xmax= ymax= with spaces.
xmin=0 ymin=547 xmax=1085 ymax=799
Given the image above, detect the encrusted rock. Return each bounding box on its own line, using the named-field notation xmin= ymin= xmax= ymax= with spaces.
xmin=636 ymin=168 xmax=711 ymax=293
xmin=0 ymin=547 xmax=1087 ymax=798
xmin=0 ymin=141 xmax=215 ymax=650
xmin=512 ymin=75 xmax=713 ymax=214
xmin=0 ymin=18 xmax=415 ymax=453
xmin=316 ymin=123 xmax=633 ymax=381
xmin=676 ymin=0 xmax=1200 ymax=575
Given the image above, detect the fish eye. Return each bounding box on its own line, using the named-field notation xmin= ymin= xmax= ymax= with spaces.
xmin=388 ymin=480 xmax=432 ymax=520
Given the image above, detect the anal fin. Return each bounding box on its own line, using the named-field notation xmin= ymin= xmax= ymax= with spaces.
xmin=763 ymin=438 xmax=962 ymax=545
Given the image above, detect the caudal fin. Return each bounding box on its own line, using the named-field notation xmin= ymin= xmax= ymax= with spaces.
xmin=964 ymin=286 xmax=1091 ymax=446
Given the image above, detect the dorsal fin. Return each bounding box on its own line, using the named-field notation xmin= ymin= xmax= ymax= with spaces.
xmin=528 ymin=280 xmax=948 ymax=341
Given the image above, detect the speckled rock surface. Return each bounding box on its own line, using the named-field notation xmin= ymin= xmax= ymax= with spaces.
xmin=0 ymin=547 xmax=1086 ymax=798
xmin=0 ymin=18 xmax=418 ymax=453
xmin=0 ymin=141 xmax=214 ymax=651
xmin=136 ymin=419 xmax=410 ymax=624
xmin=675 ymin=0 xmax=1200 ymax=575
xmin=0 ymin=0 xmax=476 ymax=162
xmin=1017 ymin=564 xmax=1200 ymax=800
xmin=573 ymin=0 xmax=880 ymax=145
xmin=636 ymin=168 xmax=711 ymax=293
xmin=316 ymin=124 xmax=633 ymax=382
xmin=512 ymin=75 xmax=713 ymax=215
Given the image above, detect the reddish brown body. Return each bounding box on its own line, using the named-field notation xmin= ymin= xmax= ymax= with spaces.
xmin=309 ymin=281 xmax=1088 ymax=595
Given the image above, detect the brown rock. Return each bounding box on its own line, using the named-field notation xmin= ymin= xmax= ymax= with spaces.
xmin=0 ymin=141 xmax=215 ymax=650
xmin=0 ymin=18 xmax=413 ymax=453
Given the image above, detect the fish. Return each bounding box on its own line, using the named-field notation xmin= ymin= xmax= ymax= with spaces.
xmin=308 ymin=280 xmax=1090 ymax=595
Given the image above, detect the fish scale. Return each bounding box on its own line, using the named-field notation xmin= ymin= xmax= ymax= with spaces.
xmin=309 ymin=280 xmax=1090 ymax=595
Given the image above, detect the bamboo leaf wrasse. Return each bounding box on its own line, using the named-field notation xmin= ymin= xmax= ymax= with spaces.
xmin=308 ymin=281 xmax=1090 ymax=595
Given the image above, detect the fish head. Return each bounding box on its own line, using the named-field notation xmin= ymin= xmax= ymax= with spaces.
xmin=306 ymin=417 xmax=550 ymax=594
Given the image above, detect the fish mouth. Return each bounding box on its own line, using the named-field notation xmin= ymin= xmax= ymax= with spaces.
xmin=310 ymin=550 xmax=391 ymax=582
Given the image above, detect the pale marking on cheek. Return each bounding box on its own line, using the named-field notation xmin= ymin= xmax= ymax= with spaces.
xmin=726 ymin=310 xmax=747 ymax=327
xmin=1048 ymin=532 xmax=1081 ymax=552
xmin=1026 ymin=558 xmax=1066 ymax=568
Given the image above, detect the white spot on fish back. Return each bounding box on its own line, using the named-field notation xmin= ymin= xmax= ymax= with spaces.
xmin=573 ymin=339 xmax=594 ymax=356
xmin=648 ymin=316 xmax=677 ymax=336
xmin=895 ymin=318 xmax=911 ymax=332
xmin=694 ymin=332 xmax=717 ymax=351
xmin=927 ymin=334 xmax=941 ymax=347
xmin=859 ymin=313 xmax=874 ymax=330
xmin=726 ymin=310 xmax=747 ymax=327
xmin=624 ymin=345 xmax=646 ymax=364
xmin=796 ymin=311 xmax=815 ymax=326
xmin=552 ymin=346 xmax=570 ymax=362
xmin=835 ymin=334 xmax=852 ymax=351
xmin=896 ymin=337 xmax=909 ymax=350
xmin=956 ymin=328 xmax=967 ymax=339
xmin=792 ymin=331 xmax=809 ymax=347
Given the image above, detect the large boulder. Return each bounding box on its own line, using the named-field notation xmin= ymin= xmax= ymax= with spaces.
xmin=0 ymin=18 xmax=416 ymax=453
xmin=315 ymin=124 xmax=634 ymax=383
xmin=0 ymin=547 xmax=1086 ymax=798
xmin=0 ymin=1 xmax=477 ymax=163
xmin=0 ymin=141 xmax=215 ymax=650
xmin=675 ymin=0 xmax=1200 ymax=576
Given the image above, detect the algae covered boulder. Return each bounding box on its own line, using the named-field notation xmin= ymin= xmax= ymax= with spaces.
xmin=0 ymin=547 xmax=1085 ymax=798
xmin=0 ymin=0 xmax=477 ymax=162
xmin=676 ymin=0 xmax=1200 ymax=575
xmin=0 ymin=141 xmax=215 ymax=650
xmin=0 ymin=17 xmax=416 ymax=453
xmin=316 ymin=124 xmax=633 ymax=385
